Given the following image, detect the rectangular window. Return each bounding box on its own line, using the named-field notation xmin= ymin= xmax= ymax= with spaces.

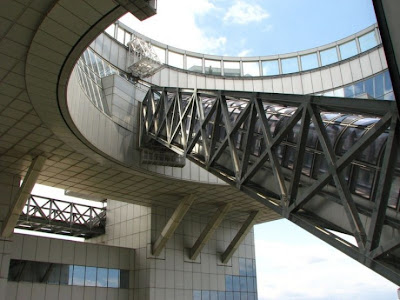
xmin=153 ymin=46 xmax=166 ymax=64
xmin=105 ymin=24 xmax=115 ymax=37
xmin=72 ymin=265 xmax=85 ymax=286
xmin=359 ymin=31 xmax=377 ymax=52
xmin=117 ymin=27 xmax=125 ymax=44
xmin=205 ymin=59 xmax=221 ymax=75
xmin=339 ymin=40 xmax=358 ymax=60
xmin=187 ymin=56 xmax=203 ymax=73
xmin=225 ymin=275 xmax=233 ymax=291
xmin=224 ymin=61 xmax=240 ymax=76
xmin=168 ymin=51 xmax=184 ymax=68
xmin=108 ymin=269 xmax=119 ymax=288
xmin=97 ymin=268 xmax=108 ymax=287
xmin=320 ymin=47 xmax=338 ymax=66
xmin=232 ymin=276 xmax=240 ymax=292
xmin=262 ymin=60 xmax=279 ymax=76
xmin=243 ymin=61 xmax=260 ymax=76
xmin=281 ymin=57 xmax=299 ymax=74
xmin=374 ymin=73 xmax=384 ymax=98
xmin=300 ymin=53 xmax=318 ymax=71
xmin=85 ymin=267 xmax=97 ymax=287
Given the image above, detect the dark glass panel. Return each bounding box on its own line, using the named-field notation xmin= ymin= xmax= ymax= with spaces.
xmin=47 ymin=264 xmax=61 ymax=285
xmin=120 ymin=270 xmax=129 ymax=289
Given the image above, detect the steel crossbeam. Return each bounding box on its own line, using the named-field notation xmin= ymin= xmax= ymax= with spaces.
xmin=141 ymin=86 xmax=400 ymax=285
xmin=16 ymin=195 xmax=106 ymax=238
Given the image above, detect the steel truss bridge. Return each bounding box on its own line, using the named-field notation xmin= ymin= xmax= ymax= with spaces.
xmin=16 ymin=195 xmax=106 ymax=239
xmin=140 ymin=86 xmax=400 ymax=284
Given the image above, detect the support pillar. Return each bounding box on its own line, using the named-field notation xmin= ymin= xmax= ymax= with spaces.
xmin=152 ymin=194 xmax=195 ymax=256
xmin=221 ymin=211 xmax=259 ymax=264
xmin=190 ymin=203 xmax=231 ymax=260
xmin=1 ymin=156 xmax=46 ymax=237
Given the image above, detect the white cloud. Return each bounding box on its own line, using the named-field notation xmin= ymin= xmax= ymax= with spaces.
xmin=224 ymin=1 xmax=269 ymax=25
xmin=238 ymin=49 xmax=251 ymax=57
xmin=119 ymin=0 xmax=226 ymax=54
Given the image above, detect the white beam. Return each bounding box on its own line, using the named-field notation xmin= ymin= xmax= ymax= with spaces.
xmin=152 ymin=194 xmax=195 ymax=256
xmin=1 ymin=156 xmax=46 ymax=237
xmin=190 ymin=203 xmax=231 ymax=260
xmin=221 ymin=210 xmax=259 ymax=264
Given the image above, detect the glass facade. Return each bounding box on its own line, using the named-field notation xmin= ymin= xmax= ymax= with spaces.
xmin=109 ymin=23 xmax=380 ymax=77
xmin=319 ymin=70 xmax=394 ymax=100
xmin=8 ymin=259 xmax=129 ymax=289
xmin=193 ymin=258 xmax=257 ymax=300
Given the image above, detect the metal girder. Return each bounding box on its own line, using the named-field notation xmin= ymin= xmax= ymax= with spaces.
xmin=152 ymin=194 xmax=195 ymax=256
xmin=221 ymin=211 xmax=260 ymax=264
xmin=1 ymin=156 xmax=46 ymax=237
xmin=190 ymin=203 xmax=231 ymax=260
xmin=141 ymin=87 xmax=400 ymax=285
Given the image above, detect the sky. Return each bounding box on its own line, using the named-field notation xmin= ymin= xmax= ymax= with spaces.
xmin=118 ymin=1 xmax=399 ymax=299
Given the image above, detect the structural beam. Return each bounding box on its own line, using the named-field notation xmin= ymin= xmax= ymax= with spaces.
xmin=221 ymin=211 xmax=260 ymax=264
xmin=190 ymin=203 xmax=231 ymax=260
xmin=152 ymin=194 xmax=195 ymax=256
xmin=1 ymin=156 xmax=46 ymax=237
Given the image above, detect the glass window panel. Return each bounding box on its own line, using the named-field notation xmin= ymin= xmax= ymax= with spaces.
xmin=354 ymin=82 xmax=364 ymax=96
xmin=210 ymin=291 xmax=218 ymax=300
xmin=301 ymin=53 xmax=318 ymax=71
xmin=281 ymin=57 xmax=299 ymax=74
xmin=72 ymin=265 xmax=85 ymax=286
xmin=218 ymin=291 xmax=226 ymax=300
xmin=194 ymin=291 xmax=202 ymax=300
xmin=205 ymin=59 xmax=221 ymax=75
xmin=225 ymin=275 xmax=233 ymax=291
xmin=8 ymin=260 xmax=25 ymax=281
xmin=248 ymin=293 xmax=256 ymax=300
xmin=374 ymin=73 xmax=384 ymax=98
xmin=246 ymin=259 xmax=253 ymax=276
xmin=232 ymin=276 xmax=240 ymax=292
xmin=105 ymin=24 xmax=115 ymax=37
xmin=226 ymin=292 xmax=233 ymax=300
xmin=384 ymin=91 xmax=395 ymax=100
xmin=47 ymin=264 xmax=61 ymax=285
xmin=124 ymin=32 xmax=131 ymax=45
xmin=365 ymin=78 xmax=374 ymax=98
xmin=117 ymin=27 xmax=125 ymax=44
xmin=120 ymin=270 xmax=129 ymax=289
xmin=239 ymin=276 xmax=247 ymax=292
xmin=187 ymin=56 xmax=203 ymax=73
xmin=243 ymin=62 xmax=260 ymax=76
xmin=108 ymin=269 xmax=119 ymax=288
xmin=384 ymin=70 xmax=393 ymax=94
xmin=239 ymin=258 xmax=246 ymax=276
xmin=233 ymin=292 xmax=240 ymax=300
xmin=85 ymin=267 xmax=97 ymax=287
xmin=168 ymin=51 xmax=184 ymax=68
xmin=224 ymin=61 xmax=240 ymax=76
xmin=320 ymin=47 xmax=338 ymax=66
xmin=247 ymin=277 xmax=254 ymax=292
xmin=262 ymin=60 xmax=279 ymax=76
xmin=359 ymin=31 xmax=377 ymax=52
xmin=153 ymin=46 xmax=165 ymax=64
xmin=344 ymin=85 xmax=354 ymax=97
xmin=334 ymin=88 xmax=344 ymax=97
xmin=97 ymin=268 xmax=108 ymax=287
xmin=240 ymin=292 xmax=248 ymax=300
xmin=202 ymin=291 xmax=210 ymax=300
xmin=339 ymin=40 xmax=358 ymax=60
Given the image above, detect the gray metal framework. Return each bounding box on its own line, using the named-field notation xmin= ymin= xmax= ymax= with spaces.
xmin=140 ymin=86 xmax=400 ymax=284
xmin=16 ymin=195 xmax=106 ymax=239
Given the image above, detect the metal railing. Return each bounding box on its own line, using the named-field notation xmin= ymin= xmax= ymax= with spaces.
xmin=16 ymin=195 xmax=106 ymax=239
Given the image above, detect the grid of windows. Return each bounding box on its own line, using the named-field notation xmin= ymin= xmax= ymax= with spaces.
xmin=108 ymin=22 xmax=380 ymax=77
xmin=76 ymin=48 xmax=120 ymax=115
xmin=8 ymin=259 xmax=129 ymax=289
xmin=319 ymin=70 xmax=394 ymax=100
xmin=193 ymin=258 xmax=257 ymax=300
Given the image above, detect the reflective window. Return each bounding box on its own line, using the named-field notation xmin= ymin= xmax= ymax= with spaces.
xmin=339 ymin=40 xmax=358 ymax=60
xmin=108 ymin=269 xmax=119 ymax=288
xmin=205 ymin=59 xmax=221 ymax=75
xmin=232 ymin=276 xmax=240 ymax=292
xmin=301 ymin=53 xmax=319 ymax=71
xmin=153 ymin=46 xmax=166 ymax=63
xmin=359 ymin=31 xmax=377 ymax=52
xmin=262 ymin=60 xmax=279 ymax=76
xmin=194 ymin=291 xmax=202 ymax=300
xmin=202 ymin=291 xmax=210 ymax=300
xmin=8 ymin=259 xmax=129 ymax=289
xmin=97 ymin=268 xmax=108 ymax=287
xmin=187 ymin=56 xmax=203 ymax=73
xmin=320 ymin=47 xmax=338 ymax=66
xmin=226 ymin=275 xmax=233 ymax=291
xmin=224 ymin=61 xmax=240 ymax=76
xmin=168 ymin=51 xmax=183 ymax=68
xmin=281 ymin=57 xmax=299 ymax=74
xmin=243 ymin=62 xmax=260 ymax=76
xmin=117 ymin=27 xmax=125 ymax=44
